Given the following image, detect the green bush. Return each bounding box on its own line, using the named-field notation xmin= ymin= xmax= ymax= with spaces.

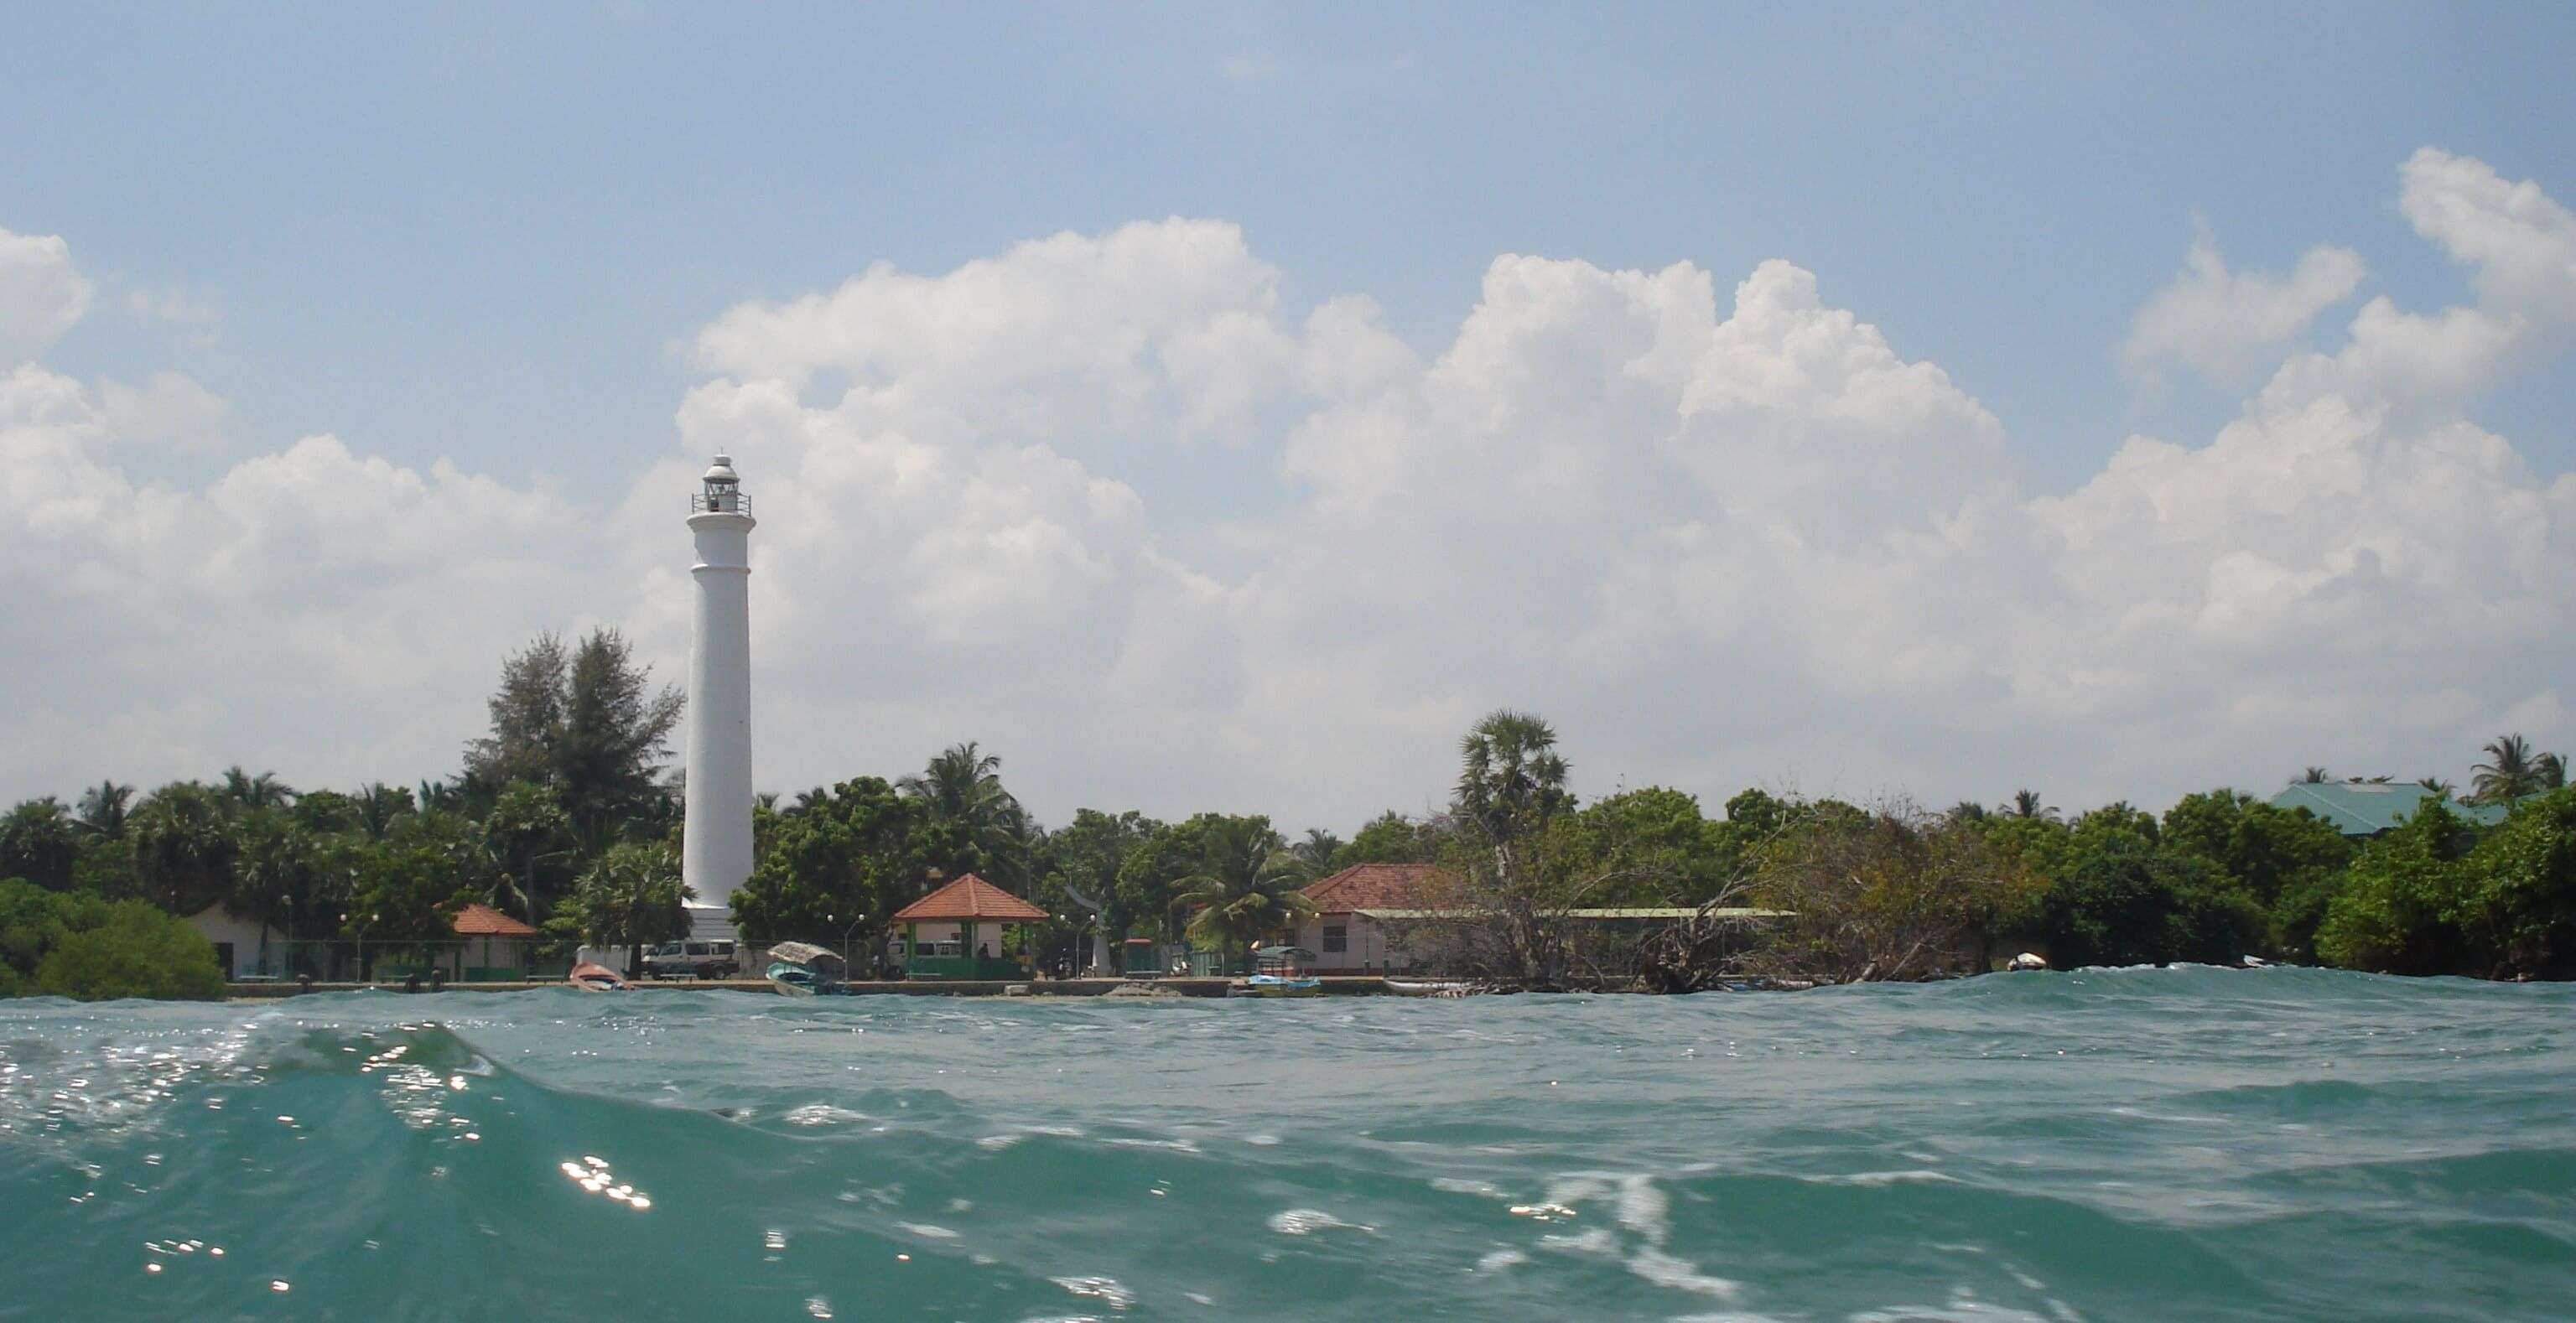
xmin=34 ymin=905 xmax=226 ymax=1000
xmin=0 ymin=878 xmax=226 ymax=1001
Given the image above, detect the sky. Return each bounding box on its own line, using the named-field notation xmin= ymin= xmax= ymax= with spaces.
xmin=3 ymin=3 xmax=2573 ymax=835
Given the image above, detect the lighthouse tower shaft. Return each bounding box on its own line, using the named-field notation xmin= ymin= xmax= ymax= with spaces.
xmin=683 ymin=456 xmax=756 ymax=914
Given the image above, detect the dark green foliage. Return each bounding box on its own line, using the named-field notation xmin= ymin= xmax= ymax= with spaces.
xmin=1339 ymin=812 xmax=1439 ymax=865
xmin=2041 ymin=838 xmax=2267 ymax=968
xmin=898 ymin=741 xmax=1035 ymax=888
xmin=465 ymin=629 xmax=682 ymax=846
xmin=339 ymin=812 xmax=480 ymax=943
xmin=1032 ymin=807 xmax=1162 ymax=947
xmin=128 ymin=782 xmax=240 ymax=915
xmin=732 ymin=778 xmax=959 ymax=945
xmin=0 ymin=797 xmax=80 ymax=891
xmin=1172 ymin=816 xmax=1312 ymax=957
xmin=0 ymin=879 xmax=223 ymax=1001
xmin=34 ymin=905 xmax=227 ymax=1001
xmin=2454 ymin=788 xmax=2576 ymax=976
xmin=1568 ymin=786 xmax=1731 ymax=905
xmin=558 ymin=841 xmax=690 ymax=975
xmin=2316 ymin=802 xmax=2483 ymax=974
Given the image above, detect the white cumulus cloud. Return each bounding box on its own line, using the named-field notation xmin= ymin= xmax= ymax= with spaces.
xmin=0 ymin=229 xmax=94 ymax=366
xmin=2121 ymin=222 xmax=2366 ymax=387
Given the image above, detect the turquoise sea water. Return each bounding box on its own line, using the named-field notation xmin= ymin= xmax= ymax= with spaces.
xmin=3 ymin=969 xmax=2571 ymax=1321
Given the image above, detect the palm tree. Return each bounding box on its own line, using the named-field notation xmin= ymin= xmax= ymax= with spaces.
xmin=129 ymin=783 xmax=241 ymax=914
xmin=1172 ymin=817 xmax=1315 ymax=963
xmin=1456 ymin=710 xmax=1572 ymax=843
xmin=1289 ymin=828 xmax=1343 ymax=879
xmin=2299 ymin=766 xmax=2331 ymax=784
xmin=354 ymin=782 xmax=416 ymax=841
xmin=2471 ymin=734 xmax=2541 ymax=805
xmin=218 ymin=766 xmax=295 ymax=814
xmin=2417 ymin=777 xmax=2455 ymax=798
xmin=900 ymin=742 xmax=1031 ymax=882
xmin=1944 ymin=801 xmax=1991 ymax=825
xmin=75 ymin=780 xmax=135 ymax=838
xmin=2006 ymin=789 xmax=2059 ymax=821
xmin=2539 ymin=752 xmax=2568 ymax=791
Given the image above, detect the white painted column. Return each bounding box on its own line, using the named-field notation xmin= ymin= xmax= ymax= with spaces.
xmin=683 ymin=456 xmax=756 ymax=916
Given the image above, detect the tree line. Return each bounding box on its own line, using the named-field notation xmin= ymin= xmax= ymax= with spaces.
xmin=3 ymin=626 xmax=2571 ymax=998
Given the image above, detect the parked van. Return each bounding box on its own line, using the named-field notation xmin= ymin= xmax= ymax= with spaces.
xmin=643 ymin=939 xmax=740 ymax=979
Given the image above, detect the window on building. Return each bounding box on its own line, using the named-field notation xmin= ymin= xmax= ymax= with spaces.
xmin=1322 ymin=925 xmax=1348 ymax=954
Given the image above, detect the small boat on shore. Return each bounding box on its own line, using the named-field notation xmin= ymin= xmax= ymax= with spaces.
xmin=1238 ymin=945 xmax=1323 ymax=998
xmin=765 ymin=941 xmax=850 ymax=997
xmin=1384 ymin=979 xmax=1471 ymax=997
xmin=568 ymin=962 xmax=631 ymax=992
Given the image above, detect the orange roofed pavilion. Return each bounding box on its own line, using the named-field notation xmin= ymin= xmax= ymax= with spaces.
xmin=891 ymin=874 xmax=1046 ymax=979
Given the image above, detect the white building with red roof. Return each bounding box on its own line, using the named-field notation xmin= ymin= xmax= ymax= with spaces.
xmin=1295 ymin=863 xmax=1452 ymax=972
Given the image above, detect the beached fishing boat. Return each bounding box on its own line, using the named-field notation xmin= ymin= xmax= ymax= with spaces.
xmin=1384 ymin=978 xmax=1469 ymax=997
xmin=764 ymin=941 xmax=850 ymax=997
xmin=1239 ymin=945 xmax=1323 ymax=998
xmin=568 ymin=962 xmax=631 ymax=992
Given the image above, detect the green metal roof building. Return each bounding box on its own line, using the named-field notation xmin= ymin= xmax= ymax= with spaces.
xmin=2267 ymin=781 xmax=2509 ymax=837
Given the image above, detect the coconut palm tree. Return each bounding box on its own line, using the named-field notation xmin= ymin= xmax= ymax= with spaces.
xmin=2417 ymin=777 xmax=2455 ymax=797
xmin=2539 ymin=752 xmax=2568 ymax=791
xmin=900 ymin=741 xmax=1031 ymax=881
xmin=75 ymin=780 xmax=134 ymax=838
xmin=1172 ymin=817 xmax=1315 ymax=963
xmin=1289 ymin=828 xmax=1343 ymax=879
xmin=353 ymin=782 xmax=416 ymax=841
xmin=2006 ymin=789 xmax=2059 ymax=821
xmin=1943 ymin=801 xmax=1991 ymax=825
xmin=218 ymin=766 xmax=295 ymax=814
xmin=2471 ymin=734 xmax=2542 ymax=805
xmin=2299 ymin=766 xmax=2331 ymax=784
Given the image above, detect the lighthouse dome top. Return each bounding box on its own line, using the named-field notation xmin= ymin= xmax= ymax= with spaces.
xmin=702 ymin=454 xmax=740 ymax=483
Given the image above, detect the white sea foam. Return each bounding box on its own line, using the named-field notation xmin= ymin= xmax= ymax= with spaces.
xmin=1267 ymin=1208 xmax=1373 ymax=1236
xmin=1050 ymin=1275 xmax=1135 ymax=1310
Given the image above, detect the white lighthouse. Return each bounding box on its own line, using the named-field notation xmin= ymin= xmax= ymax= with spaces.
xmin=683 ymin=454 xmax=756 ymax=919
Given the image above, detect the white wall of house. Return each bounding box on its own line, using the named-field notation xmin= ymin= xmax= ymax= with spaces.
xmin=1294 ymin=913 xmax=1405 ymax=972
xmin=183 ymin=905 xmax=283 ymax=978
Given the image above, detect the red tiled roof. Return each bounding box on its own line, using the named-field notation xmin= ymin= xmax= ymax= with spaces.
xmin=449 ymin=902 xmax=540 ymax=937
xmin=891 ymin=874 xmax=1051 ymax=922
xmin=1301 ymin=863 xmax=1452 ymax=912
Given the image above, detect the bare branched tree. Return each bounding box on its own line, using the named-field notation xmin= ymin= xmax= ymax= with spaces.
xmin=1732 ymin=799 xmax=2039 ymax=984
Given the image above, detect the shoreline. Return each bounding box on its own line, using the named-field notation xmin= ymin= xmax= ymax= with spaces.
xmin=225 ymin=976 xmax=1419 ymax=1000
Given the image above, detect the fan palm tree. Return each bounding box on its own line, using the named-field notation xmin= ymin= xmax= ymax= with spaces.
xmin=1456 ymin=710 xmax=1572 ymax=843
xmin=1172 ymin=817 xmax=1315 ymax=962
xmin=75 ymin=780 xmax=135 ymax=838
xmin=2471 ymin=734 xmax=2541 ymax=804
xmin=129 ymin=783 xmax=241 ymax=914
